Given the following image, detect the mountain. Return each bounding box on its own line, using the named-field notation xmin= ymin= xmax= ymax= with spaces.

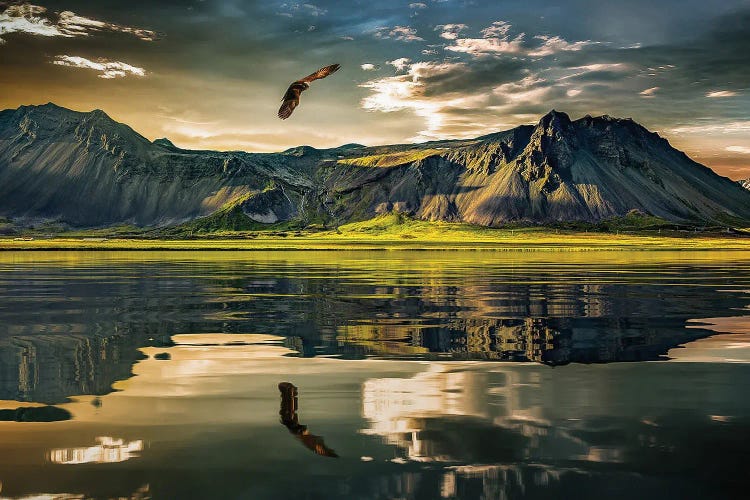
xmin=740 ymin=178 xmax=750 ymax=191
xmin=1 ymin=103 xmax=749 ymax=228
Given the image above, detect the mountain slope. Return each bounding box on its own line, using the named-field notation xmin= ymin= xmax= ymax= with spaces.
xmin=321 ymin=112 xmax=750 ymax=225
xmin=0 ymin=104 xmax=316 ymax=226
xmin=1 ymin=103 xmax=749 ymax=228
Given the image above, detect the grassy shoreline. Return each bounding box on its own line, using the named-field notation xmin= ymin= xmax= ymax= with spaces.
xmin=3 ymin=214 xmax=749 ymax=251
xmin=3 ymin=232 xmax=750 ymax=251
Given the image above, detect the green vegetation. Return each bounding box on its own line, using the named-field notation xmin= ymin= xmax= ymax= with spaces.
xmin=163 ymin=212 xmax=306 ymax=237
xmin=161 ymin=189 xmax=307 ymax=235
xmin=2 ymin=212 xmax=749 ymax=251
xmin=337 ymin=149 xmax=442 ymax=168
xmin=61 ymin=224 xmax=147 ymax=238
xmin=171 ymin=194 xmax=262 ymax=233
xmin=331 ymin=211 xmax=750 ymax=241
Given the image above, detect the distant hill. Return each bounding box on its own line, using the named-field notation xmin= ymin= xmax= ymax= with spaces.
xmin=1 ymin=103 xmax=749 ymax=228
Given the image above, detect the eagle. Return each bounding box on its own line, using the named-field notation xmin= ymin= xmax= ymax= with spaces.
xmin=278 ymin=64 xmax=341 ymax=120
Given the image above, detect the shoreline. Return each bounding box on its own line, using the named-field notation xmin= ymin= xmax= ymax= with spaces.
xmin=3 ymin=234 xmax=750 ymax=252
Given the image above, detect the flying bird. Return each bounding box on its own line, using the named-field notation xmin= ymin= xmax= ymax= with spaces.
xmin=278 ymin=64 xmax=341 ymax=120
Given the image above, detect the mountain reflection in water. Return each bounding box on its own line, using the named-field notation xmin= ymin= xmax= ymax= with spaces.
xmin=0 ymin=336 xmax=746 ymax=499
xmin=0 ymin=251 xmax=748 ymax=404
xmin=0 ymin=251 xmax=748 ymax=499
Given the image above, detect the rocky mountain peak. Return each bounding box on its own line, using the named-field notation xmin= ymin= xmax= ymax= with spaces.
xmin=538 ymin=109 xmax=572 ymax=129
xmin=521 ymin=110 xmax=578 ymax=176
xmin=153 ymin=137 xmax=176 ymax=148
xmin=533 ymin=110 xmax=577 ymax=144
xmin=283 ymin=145 xmax=321 ymax=157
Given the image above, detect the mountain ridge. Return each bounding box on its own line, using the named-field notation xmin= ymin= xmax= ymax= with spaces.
xmin=1 ymin=103 xmax=749 ymax=228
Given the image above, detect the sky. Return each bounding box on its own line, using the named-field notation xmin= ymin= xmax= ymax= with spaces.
xmin=0 ymin=0 xmax=748 ymax=179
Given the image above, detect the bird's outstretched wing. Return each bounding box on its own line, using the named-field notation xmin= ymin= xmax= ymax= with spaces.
xmin=278 ymin=84 xmax=303 ymax=120
xmin=277 ymin=64 xmax=340 ymax=119
xmin=300 ymin=63 xmax=341 ymax=83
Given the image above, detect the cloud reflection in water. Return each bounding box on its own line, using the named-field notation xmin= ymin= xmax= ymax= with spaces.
xmin=48 ymin=437 xmax=144 ymax=465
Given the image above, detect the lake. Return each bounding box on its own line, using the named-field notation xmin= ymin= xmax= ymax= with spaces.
xmin=0 ymin=250 xmax=748 ymax=499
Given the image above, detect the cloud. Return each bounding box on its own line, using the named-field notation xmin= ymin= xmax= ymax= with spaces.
xmin=557 ymin=63 xmax=630 ymax=82
xmin=669 ymin=121 xmax=750 ymax=135
xmin=52 ymin=55 xmax=146 ymax=79
xmin=436 ymin=23 xmax=468 ymax=40
xmin=706 ymin=90 xmax=738 ymax=98
xmin=302 ymin=3 xmax=326 ymax=16
xmin=444 ymin=20 xmax=596 ymax=59
xmin=726 ymin=146 xmax=750 ymax=154
xmin=387 ymin=57 xmax=411 ymax=71
xmin=56 ymin=11 xmax=157 ymax=40
xmin=360 ymin=63 xmax=377 ymax=71
xmin=359 ymin=59 xmax=560 ymax=141
xmin=641 ymin=64 xmax=676 ymax=76
xmin=374 ymin=25 xmax=423 ymax=42
xmin=277 ymin=3 xmax=326 ymax=17
xmin=361 ymin=61 xmax=481 ymax=140
xmin=358 ymin=53 xmax=641 ymax=141
xmin=492 ymin=74 xmax=553 ymax=104
xmin=445 ymin=21 xmax=525 ymax=56
xmin=639 ymin=86 xmax=660 ymax=97
xmin=527 ymin=35 xmax=595 ymax=57
xmin=409 ymin=2 xmax=427 ymax=9
xmin=446 ymin=33 xmax=525 ymax=56
xmin=0 ymin=3 xmax=61 ymax=39
xmin=480 ymin=21 xmax=511 ymax=38
xmin=0 ymin=3 xmax=157 ymax=43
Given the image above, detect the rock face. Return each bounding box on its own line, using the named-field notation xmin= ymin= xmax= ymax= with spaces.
xmin=0 ymin=103 xmax=313 ymax=227
xmin=1 ymin=103 xmax=749 ymax=227
xmin=740 ymin=178 xmax=750 ymax=191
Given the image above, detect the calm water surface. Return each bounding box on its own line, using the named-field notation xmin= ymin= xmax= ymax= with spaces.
xmin=0 ymin=250 xmax=748 ymax=499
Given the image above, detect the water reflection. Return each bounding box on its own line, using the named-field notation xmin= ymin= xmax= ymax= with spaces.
xmin=0 ymin=334 xmax=746 ymax=499
xmin=0 ymin=484 xmax=151 ymax=500
xmin=364 ymin=365 xmax=622 ymax=466
xmin=362 ymin=366 xmax=548 ymax=464
xmin=278 ymin=382 xmax=338 ymax=458
xmin=360 ymin=364 xmax=749 ymax=499
xmin=0 ymin=251 xmax=748 ymax=404
xmin=0 ymin=405 xmax=70 ymax=422
xmin=48 ymin=437 xmax=144 ymax=464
